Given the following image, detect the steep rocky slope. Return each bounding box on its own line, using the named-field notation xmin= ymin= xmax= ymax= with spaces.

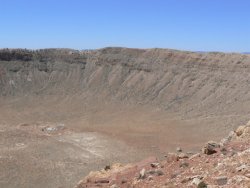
xmin=2 ymin=48 xmax=250 ymax=150
xmin=76 ymin=124 xmax=250 ymax=188
xmin=1 ymin=48 xmax=250 ymax=120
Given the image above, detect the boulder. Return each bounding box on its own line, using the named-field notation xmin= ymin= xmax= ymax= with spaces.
xmin=202 ymin=141 xmax=219 ymax=155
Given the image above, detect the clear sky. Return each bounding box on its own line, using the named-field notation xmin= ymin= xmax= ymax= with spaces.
xmin=0 ymin=0 xmax=249 ymax=52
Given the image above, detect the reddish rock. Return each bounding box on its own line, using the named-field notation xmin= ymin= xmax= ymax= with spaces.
xmin=75 ymin=125 xmax=250 ymax=188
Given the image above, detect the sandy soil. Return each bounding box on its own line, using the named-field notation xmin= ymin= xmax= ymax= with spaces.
xmin=0 ymin=97 xmax=236 ymax=188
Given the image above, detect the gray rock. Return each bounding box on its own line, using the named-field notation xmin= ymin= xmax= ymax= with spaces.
xmin=147 ymin=169 xmax=164 ymax=176
xmin=215 ymin=176 xmax=227 ymax=185
xmin=202 ymin=141 xmax=219 ymax=155
xmin=155 ymin=169 xmax=164 ymax=176
xmin=197 ymin=181 xmax=207 ymax=188
xmin=180 ymin=161 xmax=189 ymax=168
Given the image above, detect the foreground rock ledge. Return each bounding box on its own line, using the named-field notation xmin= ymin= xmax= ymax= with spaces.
xmin=75 ymin=124 xmax=250 ymax=188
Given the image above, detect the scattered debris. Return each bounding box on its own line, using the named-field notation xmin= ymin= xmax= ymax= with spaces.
xmin=75 ymin=124 xmax=250 ymax=188
xmin=41 ymin=123 xmax=66 ymax=134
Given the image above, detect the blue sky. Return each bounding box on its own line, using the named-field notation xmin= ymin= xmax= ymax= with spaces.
xmin=0 ymin=0 xmax=249 ymax=52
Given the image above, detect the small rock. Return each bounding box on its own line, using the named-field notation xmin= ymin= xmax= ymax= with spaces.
xmin=228 ymin=130 xmax=236 ymax=137
xmin=155 ymin=169 xmax=164 ymax=176
xmin=148 ymin=175 xmax=153 ymax=181
xmin=171 ymin=174 xmax=178 ymax=179
xmin=189 ymin=153 xmax=201 ymax=160
xmin=207 ymin=141 xmax=220 ymax=148
xmin=220 ymin=147 xmax=227 ymax=155
xmin=214 ymin=176 xmax=227 ymax=185
xmin=147 ymin=169 xmax=164 ymax=176
xmin=150 ymin=162 xmax=160 ymax=168
xmin=165 ymin=153 xmax=179 ymax=162
xmin=235 ymin=126 xmax=246 ymax=136
xmin=216 ymin=163 xmax=224 ymax=170
xmin=104 ymin=165 xmax=111 ymax=171
xmin=180 ymin=161 xmax=189 ymax=168
xmin=191 ymin=175 xmax=203 ymax=180
xmin=245 ymin=173 xmax=250 ymax=178
xmin=16 ymin=143 xmax=25 ymax=147
xmin=192 ymin=178 xmax=202 ymax=185
xmin=220 ymin=131 xmax=235 ymax=146
xmin=202 ymin=141 xmax=219 ymax=155
xmin=192 ymin=177 xmax=207 ymax=188
xmin=139 ymin=168 xmax=146 ymax=179
xmin=176 ymin=147 xmax=182 ymax=152
xmin=121 ymin=179 xmax=127 ymax=184
xmin=231 ymin=175 xmax=249 ymax=183
xmin=94 ymin=178 xmax=109 ymax=184
xmin=246 ymin=120 xmax=250 ymax=126
xmin=197 ymin=181 xmax=207 ymax=188
xmin=19 ymin=123 xmax=30 ymax=127
xmin=236 ymin=164 xmax=248 ymax=172
xmin=178 ymin=153 xmax=189 ymax=159
xmin=147 ymin=170 xmax=156 ymax=175
xmin=228 ymin=150 xmax=237 ymax=157
xmin=45 ymin=127 xmax=56 ymax=132
xmin=56 ymin=123 xmax=65 ymax=130
xmin=181 ymin=177 xmax=191 ymax=183
xmin=110 ymin=184 xmax=119 ymax=188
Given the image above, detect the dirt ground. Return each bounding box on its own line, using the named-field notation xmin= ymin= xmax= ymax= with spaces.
xmin=0 ymin=96 xmax=240 ymax=188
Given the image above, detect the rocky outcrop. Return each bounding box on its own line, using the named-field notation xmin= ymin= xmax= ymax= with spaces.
xmin=75 ymin=124 xmax=250 ymax=188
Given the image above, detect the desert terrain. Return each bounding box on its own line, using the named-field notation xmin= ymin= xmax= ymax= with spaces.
xmin=0 ymin=48 xmax=250 ymax=187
